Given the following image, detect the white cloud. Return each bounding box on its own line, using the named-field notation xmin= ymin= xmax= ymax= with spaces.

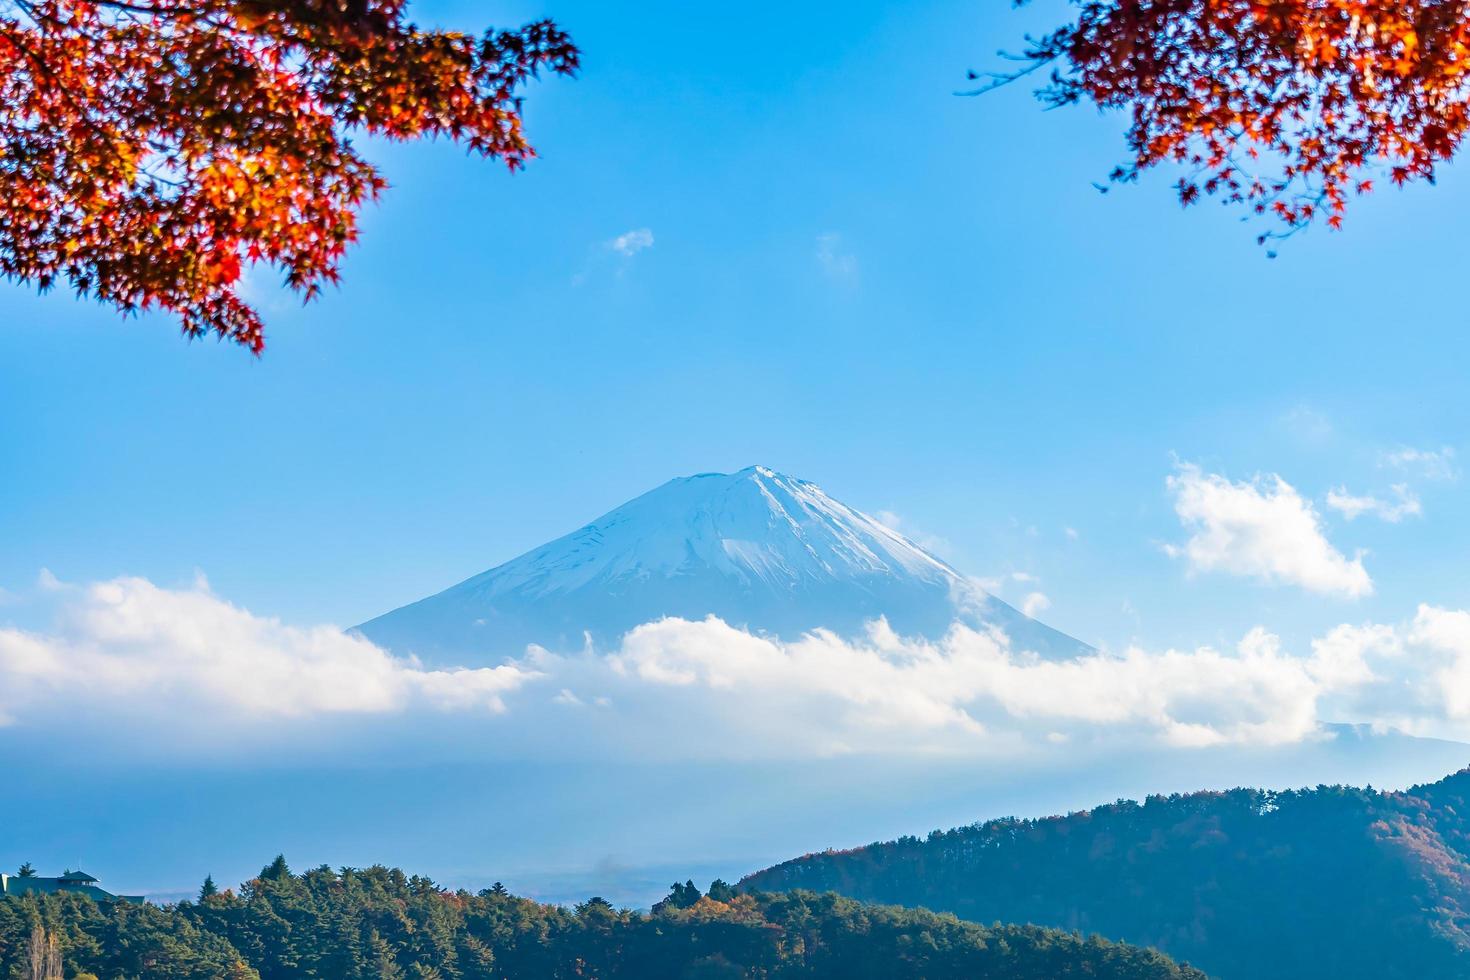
xmin=1305 ymin=622 xmax=1399 ymax=689
xmin=0 ymin=576 xmax=535 ymax=727
xmin=17 ymin=575 xmax=1470 ymax=761
xmin=552 ymin=688 xmax=610 ymax=708
xmin=1326 ymin=483 xmax=1421 ymax=523
xmin=1382 ymin=446 xmax=1457 ymax=481
xmin=608 ymin=228 xmax=654 ymax=257
xmin=0 ymin=575 xmax=1335 ymax=754
xmin=816 ymin=232 xmax=857 ymax=282
xmin=1064 ymin=527 xmax=1079 ymax=541
xmin=1165 ymin=463 xmax=1372 ymax=598
xmin=609 ymin=616 xmax=1325 ymax=751
xmin=1021 ymin=592 xmax=1051 ymax=617
xmin=1407 ymin=605 xmax=1470 ymax=722
xmin=602 ymin=607 xmax=1470 ymax=754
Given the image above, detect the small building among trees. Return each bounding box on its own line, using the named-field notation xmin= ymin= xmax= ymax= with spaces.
xmin=0 ymin=867 xmax=142 ymax=903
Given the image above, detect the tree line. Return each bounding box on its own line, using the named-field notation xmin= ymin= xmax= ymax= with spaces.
xmin=0 ymin=855 xmax=1204 ymax=979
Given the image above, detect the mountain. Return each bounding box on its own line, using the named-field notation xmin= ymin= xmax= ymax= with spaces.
xmin=740 ymin=765 xmax=1470 ymax=980
xmin=2 ymin=859 xmax=1208 ymax=980
xmin=355 ymin=466 xmax=1090 ymax=661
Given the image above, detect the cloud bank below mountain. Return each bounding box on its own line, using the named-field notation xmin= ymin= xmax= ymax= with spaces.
xmin=0 ymin=575 xmax=535 ymax=730
xmin=6 ymin=573 xmax=1470 ymax=760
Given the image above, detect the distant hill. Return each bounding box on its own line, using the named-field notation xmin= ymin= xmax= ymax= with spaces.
xmin=355 ymin=466 xmax=1090 ymax=661
xmin=741 ymin=767 xmax=1470 ymax=979
xmin=0 ymin=859 xmax=1205 ymax=979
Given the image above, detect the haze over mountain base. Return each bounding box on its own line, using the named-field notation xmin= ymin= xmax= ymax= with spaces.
xmin=5 ymin=725 xmax=1464 ymax=909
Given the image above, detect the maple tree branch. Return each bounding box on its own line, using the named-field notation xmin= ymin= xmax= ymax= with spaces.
xmin=955 ymin=55 xmax=1052 ymax=98
xmin=2 ymin=20 xmax=110 ymax=140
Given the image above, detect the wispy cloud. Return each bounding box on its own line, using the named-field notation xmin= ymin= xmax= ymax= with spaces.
xmin=573 ymin=228 xmax=656 ymax=285
xmin=1165 ymin=463 xmax=1371 ymax=598
xmin=1021 ymin=592 xmax=1052 ymax=617
xmin=972 ymin=571 xmax=1041 ymax=595
xmin=552 ymin=688 xmax=609 ymax=708
xmin=1382 ymin=446 xmax=1457 ymax=481
xmin=608 ymin=228 xmax=654 ymax=257
xmin=1326 ymin=484 xmax=1421 ymax=523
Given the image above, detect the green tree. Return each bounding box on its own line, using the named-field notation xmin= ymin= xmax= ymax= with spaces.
xmin=260 ymin=856 xmax=291 ymax=882
xmin=657 ymin=880 xmax=702 ymax=912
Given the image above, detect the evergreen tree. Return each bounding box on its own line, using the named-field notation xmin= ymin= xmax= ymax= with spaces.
xmin=708 ymin=879 xmax=737 ymax=903
xmin=657 ymin=880 xmax=702 ymax=911
xmin=368 ymin=929 xmax=404 ymax=980
xmin=260 ymin=855 xmax=291 ymax=881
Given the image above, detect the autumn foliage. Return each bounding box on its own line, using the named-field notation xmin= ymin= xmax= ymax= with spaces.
xmin=981 ymin=0 xmax=1470 ymax=238
xmin=0 ymin=0 xmax=576 ymax=351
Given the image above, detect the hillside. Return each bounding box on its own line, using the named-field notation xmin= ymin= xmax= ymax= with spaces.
xmin=741 ymin=767 xmax=1470 ymax=979
xmin=0 ymin=859 xmax=1204 ymax=979
xmin=355 ymin=466 xmax=1089 ymax=661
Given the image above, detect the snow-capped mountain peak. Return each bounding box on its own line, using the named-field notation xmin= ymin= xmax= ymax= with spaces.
xmin=489 ymin=465 xmax=957 ymax=597
xmin=355 ymin=467 xmax=1088 ymax=661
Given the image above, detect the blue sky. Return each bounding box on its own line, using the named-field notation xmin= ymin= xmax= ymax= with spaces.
xmin=3 ymin=0 xmax=1469 ymax=657
xmin=9 ymin=0 xmax=1470 ymax=901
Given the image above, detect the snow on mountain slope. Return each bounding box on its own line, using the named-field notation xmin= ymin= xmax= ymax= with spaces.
xmin=354 ymin=466 xmax=1090 ymax=662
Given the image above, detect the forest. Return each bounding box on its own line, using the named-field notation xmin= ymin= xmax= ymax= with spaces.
xmin=743 ymin=766 xmax=1470 ymax=979
xmin=0 ymin=858 xmax=1204 ymax=979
